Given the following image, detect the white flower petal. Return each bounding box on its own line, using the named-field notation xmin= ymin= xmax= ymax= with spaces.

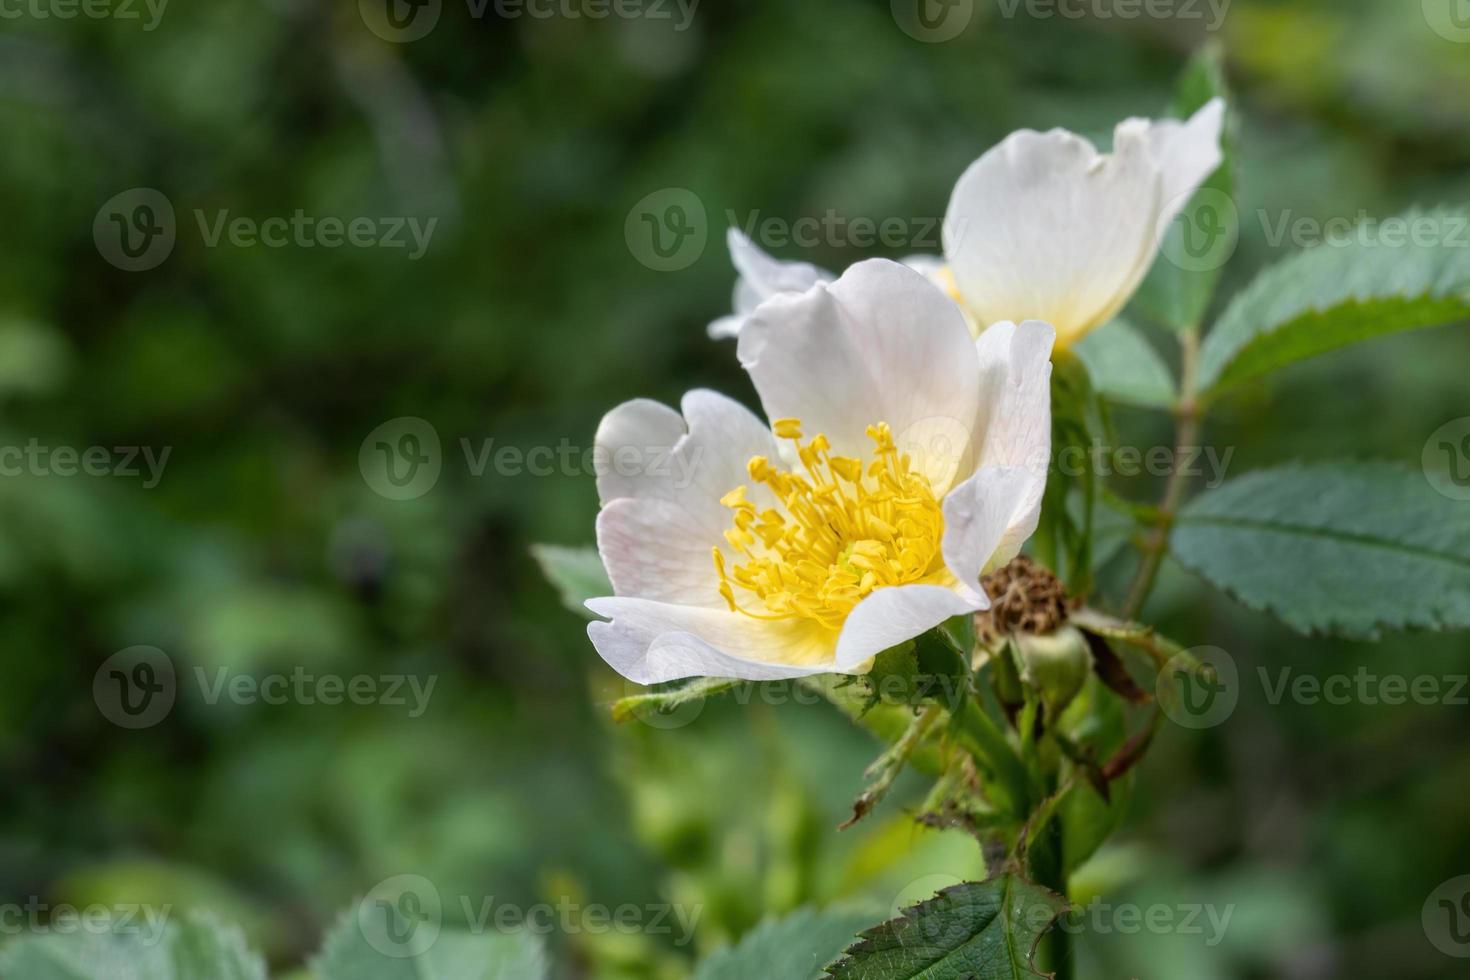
xmin=833 ymin=585 xmax=985 ymax=671
xmin=1147 ymin=97 xmax=1227 ymax=217
xmin=737 ymin=258 xmax=981 ymax=492
xmin=707 ymin=228 xmax=832 ymax=339
xmin=596 ymin=497 xmax=724 ymax=608
xmin=973 ymin=319 xmax=1055 ymax=563
xmin=941 ymin=465 xmax=1036 ymax=595
xmin=586 ymin=596 xmax=836 ymax=683
xmin=595 ymin=390 xmax=780 ymax=542
xmin=943 ymin=101 xmax=1224 ymax=345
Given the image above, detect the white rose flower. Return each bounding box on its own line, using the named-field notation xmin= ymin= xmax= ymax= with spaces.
xmin=591 ymin=259 xmax=1055 ymax=684
xmin=709 ymin=100 xmax=1224 ymax=349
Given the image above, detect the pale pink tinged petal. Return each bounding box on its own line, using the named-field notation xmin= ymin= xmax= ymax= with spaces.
xmin=594 ymin=390 xmax=779 ymax=529
xmin=707 ymin=228 xmax=832 ymax=339
xmin=596 ymin=498 xmax=726 ymax=608
xmin=586 ymin=596 xmax=836 ymax=684
xmin=833 ymin=585 xmax=985 ymax=671
xmin=738 ymin=259 xmax=980 ymax=491
xmin=594 ymin=391 xmax=782 ymax=607
xmin=941 ymin=465 xmax=1036 ymax=595
xmin=593 ymin=399 xmax=686 ymax=506
xmin=973 ymin=319 xmax=1055 ymax=562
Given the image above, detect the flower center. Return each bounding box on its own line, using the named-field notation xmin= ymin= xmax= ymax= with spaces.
xmin=713 ymin=418 xmax=946 ymax=630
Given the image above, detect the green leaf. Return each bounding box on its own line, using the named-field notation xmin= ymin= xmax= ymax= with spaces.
xmin=0 ymin=911 xmax=266 ymax=980
xmin=1196 ymin=207 xmax=1470 ymax=395
xmin=1072 ymin=317 xmax=1176 ymax=408
xmin=1171 ymin=461 xmax=1470 ymax=638
xmin=824 ymin=874 xmax=1067 ymax=980
xmin=530 ymin=543 xmax=612 ymax=618
xmin=693 ymin=906 xmax=877 ymax=980
xmin=312 ymin=905 xmax=548 ymax=980
xmin=1130 ymin=43 xmax=1236 ymax=334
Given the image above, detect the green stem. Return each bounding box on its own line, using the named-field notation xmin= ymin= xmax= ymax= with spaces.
xmin=951 ymin=696 xmax=1031 ymax=818
xmin=1123 ymin=325 xmax=1203 ymax=619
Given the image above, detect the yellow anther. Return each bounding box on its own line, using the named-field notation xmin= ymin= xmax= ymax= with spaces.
xmin=713 ymin=418 xmax=945 ymax=629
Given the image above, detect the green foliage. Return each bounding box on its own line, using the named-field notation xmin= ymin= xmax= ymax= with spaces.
xmin=824 ymin=875 xmax=1068 ymax=980
xmin=1072 ymin=318 xmax=1176 ymax=409
xmin=1196 ymin=208 xmax=1470 ymax=395
xmin=1171 ymin=461 xmax=1470 ymax=638
xmin=0 ymin=912 xmax=265 ymax=980
xmin=692 ymin=907 xmax=876 ymax=980
xmin=312 ymin=909 xmax=548 ymax=980
xmin=530 ymin=544 xmax=613 ymax=618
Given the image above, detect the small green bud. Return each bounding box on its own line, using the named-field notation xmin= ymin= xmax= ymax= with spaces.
xmin=1016 ymin=625 xmax=1092 ymax=719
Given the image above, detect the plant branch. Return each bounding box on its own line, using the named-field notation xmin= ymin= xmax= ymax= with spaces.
xmin=950 ymin=696 xmax=1032 ymax=818
xmin=840 ymin=704 xmax=941 ymax=829
xmin=1123 ymin=325 xmax=1203 ymax=618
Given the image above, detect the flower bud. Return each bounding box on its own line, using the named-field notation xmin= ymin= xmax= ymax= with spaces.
xmin=1016 ymin=625 xmax=1092 ymax=719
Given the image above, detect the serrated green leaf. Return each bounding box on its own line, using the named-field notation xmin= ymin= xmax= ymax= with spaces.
xmin=1171 ymin=461 xmax=1470 ymax=638
xmin=824 ymin=875 xmax=1067 ymax=980
xmin=0 ymin=911 xmax=266 ymax=980
xmin=1072 ymin=317 xmax=1176 ymax=408
xmin=1197 ymin=207 xmax=1470 ymax=395
xmin=530 ymin=543 xmax=612 ymax=619
xmin=1130 ymin=44 xmax=1236 ymax=334
xmin=312 ymin=905 xmax=548 ymax=980
xmin=693 ymin=906 xmax=877 ymax=980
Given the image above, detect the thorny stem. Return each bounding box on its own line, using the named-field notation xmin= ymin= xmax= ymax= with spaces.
xmin=951 ymin=696 xmax=1032 ymax=819
xmin=1071 ymin=607 xmax=1204 ymax=672
xmin=1123 ymin=325 xmax=1203 ymax=619
xmin=840 ymin=704 xmax=941 ymax=829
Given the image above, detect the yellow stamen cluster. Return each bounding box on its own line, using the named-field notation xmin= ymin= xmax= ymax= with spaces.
xmin=713 ymin=419 xmax=946 ymax=630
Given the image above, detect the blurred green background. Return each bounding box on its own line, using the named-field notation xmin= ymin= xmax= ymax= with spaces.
xmin=2 ymin=0 xmax=1469 ymax=976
